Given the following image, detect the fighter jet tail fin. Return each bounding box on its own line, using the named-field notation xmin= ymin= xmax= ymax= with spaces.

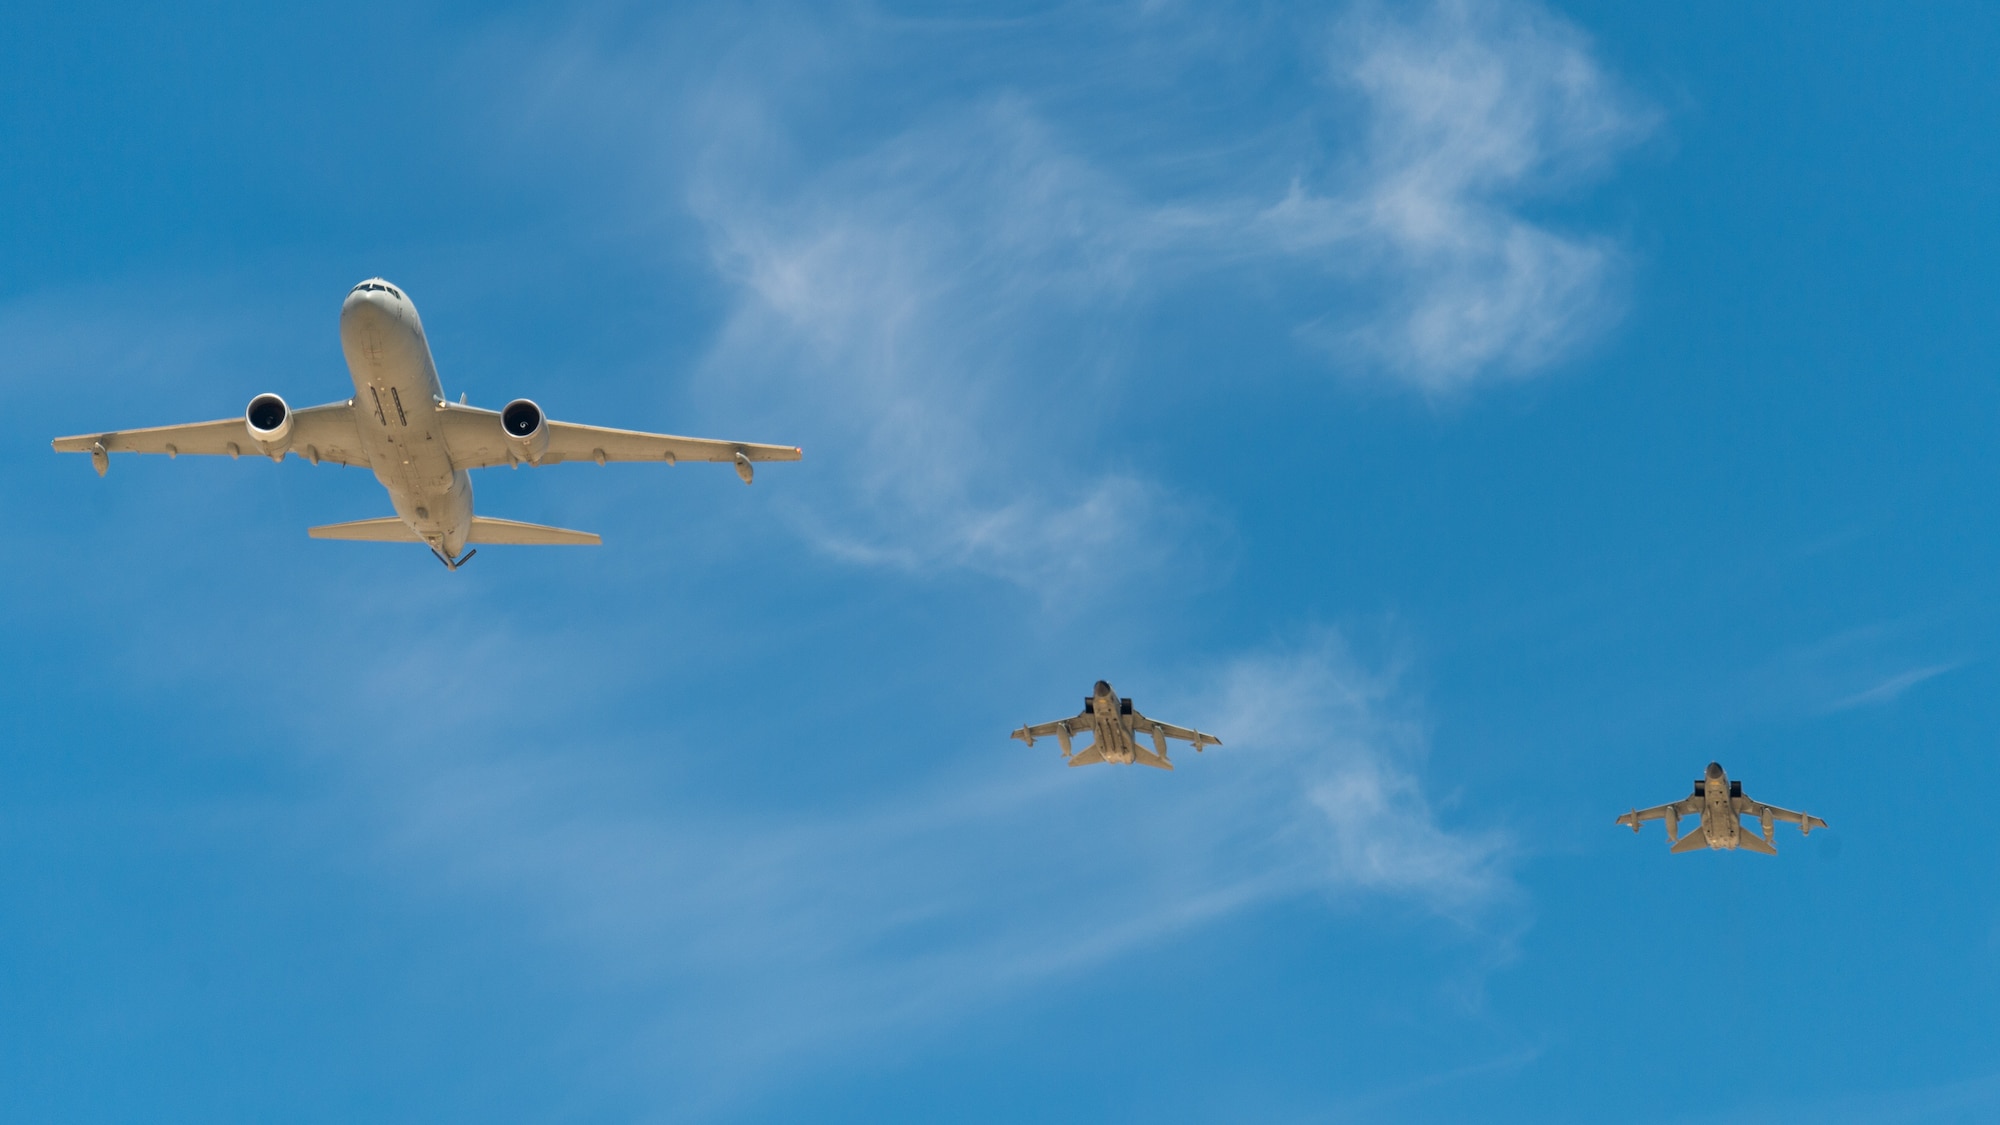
xmin=1130 ymin=746 xmax=1174 ymax=770
xmin=1670 ymin=829 xmax=1712 ymax=853
xmin=1067 ymin=746 xmax=1107 ymax=767
xmin=1736 ymin=828 xmax=1777 ymax=855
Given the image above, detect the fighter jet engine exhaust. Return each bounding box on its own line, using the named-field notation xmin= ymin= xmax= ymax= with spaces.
xmin=245 ymin=393 xmax=292 ymax=449
xmin=501 ymin=398 xmax=549 ymax=463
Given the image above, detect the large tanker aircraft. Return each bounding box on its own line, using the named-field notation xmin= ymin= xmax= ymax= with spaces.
xmin=53 ymin=278 xmax=801 ymax=569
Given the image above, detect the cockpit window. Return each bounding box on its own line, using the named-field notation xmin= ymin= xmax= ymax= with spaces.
xmin=348 ymin=282 xmax=404 ymax=300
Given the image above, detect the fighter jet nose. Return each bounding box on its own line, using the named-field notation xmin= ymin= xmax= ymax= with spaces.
xmin=1707 ymin=762 xmax=1724 ymax=778
xmin=1093 ymin=680 xmax=1112 ymax=696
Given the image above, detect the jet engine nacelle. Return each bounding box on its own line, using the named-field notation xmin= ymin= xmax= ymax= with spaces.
xmin=245 ymin=393 xmax=292 ymax=454
xmin=501 ymin=398 xmax=550 ymax=463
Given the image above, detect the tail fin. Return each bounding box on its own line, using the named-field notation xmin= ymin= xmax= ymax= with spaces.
xmin=1736 ymin=827 xmax=1777 ymax=855
xmin=1671 ymin=827 xmax=1712 ymax=853
xmin=1067 ymin=745 xmax=1107 ymax=767
xmin=1130 ymin=746 xmax=1174 ymax=771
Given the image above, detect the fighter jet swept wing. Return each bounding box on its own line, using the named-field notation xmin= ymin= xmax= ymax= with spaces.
xmin=1618 ymin=762 xmax=1826 ymax=854
xmin=1130 ymin=713 xmax=1222 ymax=753
xmin=1014 ymin=716 xmax=1089 ymax=758
xmin=1012 ymin=680 xmax=1221 ymax=770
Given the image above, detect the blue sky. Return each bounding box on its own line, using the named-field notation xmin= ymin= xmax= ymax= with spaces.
xmin=4 ymin=1 xmax=1999 ymax=1120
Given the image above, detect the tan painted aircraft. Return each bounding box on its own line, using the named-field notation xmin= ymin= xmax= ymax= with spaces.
xmin=1618 ymin=762 xmax=1828 ymax=854
xmin=53 ymin=278 xmax=801 ymax=569
xmin=1012 ymin=681 xmax=1220 ymax=770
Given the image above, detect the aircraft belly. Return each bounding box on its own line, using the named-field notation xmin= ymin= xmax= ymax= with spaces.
xmin=1707 ymin=800 xmax=1736 ymax=847
xmin=342 ymin=314 xmax=465 ymax=550
xmin=1093 ymin=721 xmax=1134 ymax=763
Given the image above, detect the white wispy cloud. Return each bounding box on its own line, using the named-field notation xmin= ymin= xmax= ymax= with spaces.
xmin=279 ymin=625 xmax=1509 ymax=1102
xmin=1252 ymin=0 xmax=1651 ymax=387
xmin=687 ymin=100 xmax=1197 ymax=593
xmin=1740 ymin=620 xmax=1965 ymax=718
xmin=1826 ymin=662 xmax=1960 ymax=711
xmin=484 ymin=0 xmax=1648 ymax=590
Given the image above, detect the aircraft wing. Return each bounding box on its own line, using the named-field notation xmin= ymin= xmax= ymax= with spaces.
xmin=1616 ymin=797 xmax=1702 ymax=831
xmin=1734 ymin=796 xmax=1828 ymax=834
xmin=435 ymin=402 xmax=802 ymax=472
xmin=1012 ymin=713 xmax=1089 ymax=747
xmin=1129 ymin=711 xmax=1221 ymax=750
xmin=53 ymin=401 xmax=367 ymax=469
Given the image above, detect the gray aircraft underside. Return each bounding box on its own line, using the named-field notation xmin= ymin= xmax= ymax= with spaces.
xmin=1618 ymin=762 xmax=1828 ymax=853
xmin=1012 ymin=681 xmax=1221 ymax=770
xmin=52 ymin=278 xmax=801 ymax=569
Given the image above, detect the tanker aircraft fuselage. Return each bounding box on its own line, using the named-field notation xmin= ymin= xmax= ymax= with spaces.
xmin=338 ymin=281 xmax=473 ymax=555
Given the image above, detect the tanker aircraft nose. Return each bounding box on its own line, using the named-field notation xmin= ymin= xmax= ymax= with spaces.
xmin=341 ymin=278 xmax=408 ymax=328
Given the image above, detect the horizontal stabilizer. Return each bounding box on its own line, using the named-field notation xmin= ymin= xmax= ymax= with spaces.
xmin=468 ymin=517 xmax=599 ymax=546
xmin=1067 ymin=746 xmax=1106 ymax=767
xmin=307 ymin=516 xmax=600 ymax=545
xmin=1671 ymin=828 xmax=1712 ymax=853
xmin=1737 ymin=828 xmax=1777 ymax=855
xmin=1131 ymin=746 xmax=1174 ymax=771
xmin=309 ymin=517 xmax=418 ymax=542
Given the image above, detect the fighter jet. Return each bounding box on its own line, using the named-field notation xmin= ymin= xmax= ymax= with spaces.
xmin=1011 ymin=681 xmax=1220 ymax=769
xmin=1618 ymin=762 xmax=1828 ymax=854
xmin=53 ymin=278 xmax=801 ymax=569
